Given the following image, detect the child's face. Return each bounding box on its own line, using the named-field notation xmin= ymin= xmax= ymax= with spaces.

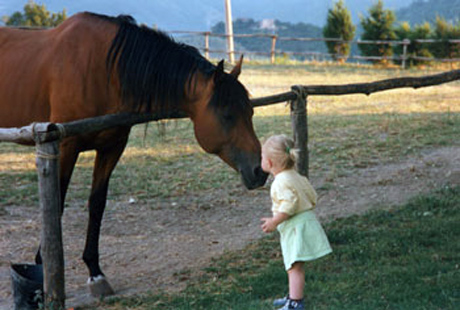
xmin=261 ymin=147 xmax=272 ymax=173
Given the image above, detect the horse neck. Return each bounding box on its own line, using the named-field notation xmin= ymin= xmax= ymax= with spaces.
xmin=181 ymin=71 xmax=214 ymax=118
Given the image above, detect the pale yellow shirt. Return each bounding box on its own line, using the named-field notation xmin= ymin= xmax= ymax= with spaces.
xmin=271 ymin=169 xmax=317 ymax=216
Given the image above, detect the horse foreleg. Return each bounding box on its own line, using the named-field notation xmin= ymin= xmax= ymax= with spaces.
xmin=35 ymin=141 xmax=79 ymax=264
xmin=83 ymin=136 xmax=128 ymax=297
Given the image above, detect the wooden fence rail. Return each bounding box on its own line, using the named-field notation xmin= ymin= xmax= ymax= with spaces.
xmin=1 ymin=68 xmax=460 ymax=309
xmin=252 ymin=69 xmax=460 ymax=106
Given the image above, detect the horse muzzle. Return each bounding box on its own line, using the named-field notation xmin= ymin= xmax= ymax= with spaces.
xmin=218 ymin=148 xmax=268 ymax=190
xmin=239 ymin=164 xmax=268 ymax=190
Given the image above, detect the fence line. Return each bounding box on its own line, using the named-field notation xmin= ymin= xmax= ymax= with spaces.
xmin=169 ymin=30 xmax=460 ymax=67
xmin=7 ymin=26 xmax=458 ymax=66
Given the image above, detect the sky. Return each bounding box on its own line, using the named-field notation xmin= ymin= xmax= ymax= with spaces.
xmin=0 ymin=0 xmax=415 ymax=30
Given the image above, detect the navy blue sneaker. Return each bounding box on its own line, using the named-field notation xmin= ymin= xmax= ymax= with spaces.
xmin=276 ymin=298 xmax=305 ymax=310
xmin=273 ymin=295 xmax=288 ymax=307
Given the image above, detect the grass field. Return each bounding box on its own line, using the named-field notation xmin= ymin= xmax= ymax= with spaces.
xmin=1 ymin=64 xmax=459 ymax=209
xmin=87 ymin=185 xmax=460 ymax=310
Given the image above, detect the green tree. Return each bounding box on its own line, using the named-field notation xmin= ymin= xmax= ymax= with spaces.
xmin=394 ymin=22 xmax=433 ymax=67
xmin=359 ymin=0 xmax=396 ymax=64
xmin=430 ymin=16 xmax=460 ymax=60
xmin=323 ymin=0 xmax=356 ymax=63
xmin=4 ymin=0 xmax=67 ymax=27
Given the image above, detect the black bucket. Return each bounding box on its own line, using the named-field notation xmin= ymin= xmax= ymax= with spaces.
xmin=10 ymin=264 xmax=44 ymax=310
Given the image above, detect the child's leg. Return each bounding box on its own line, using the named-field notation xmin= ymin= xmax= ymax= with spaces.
xmin=288 ymin=262 xmax=305 ymax=300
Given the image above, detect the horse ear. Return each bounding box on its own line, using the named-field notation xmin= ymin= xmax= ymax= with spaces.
xmin=214 ymin=59 xmax=225 ymax=83
xmin=230 ymin=55 xmax=244 ymax=79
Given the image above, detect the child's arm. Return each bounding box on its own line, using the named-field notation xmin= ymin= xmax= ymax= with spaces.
xmin=261 ymin=212 xmax=290 ymax=233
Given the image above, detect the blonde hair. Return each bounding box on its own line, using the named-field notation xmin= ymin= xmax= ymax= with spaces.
xmin=263 ymin=134 xmax=299 ymax=170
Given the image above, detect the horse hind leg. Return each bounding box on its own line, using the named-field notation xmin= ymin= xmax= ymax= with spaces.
xmin=83 ymin=135 xmax=128 ymax=297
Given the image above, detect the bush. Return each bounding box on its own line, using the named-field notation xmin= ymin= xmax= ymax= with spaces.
xmin=394 ymin=22 xmax=433 ymax=67
xmin=430 ymin=16 xmax=460 ymax=60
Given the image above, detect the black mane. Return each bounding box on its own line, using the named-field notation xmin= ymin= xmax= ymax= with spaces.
xmin=88 ymin=12 xmax=253 ymax=122
xmin=97 ymin=13 xmax=216 ymax=113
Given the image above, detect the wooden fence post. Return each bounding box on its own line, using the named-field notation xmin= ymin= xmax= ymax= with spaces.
xmin=402 ymin=39 xmax=410 ymax=69
xmin=290 ymin=86 xmax=309 ymax=178
xmin=35 ymin=124 xmax=65 ymax=310
xmin=271 ymin=35 xmax=277 ymax=64
xmin=204 ymin=32 xmax=210 ymax=59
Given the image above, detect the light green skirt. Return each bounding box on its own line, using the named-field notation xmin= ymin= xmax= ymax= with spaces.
xmin=278 ymin=210 xmax=332 ymax=270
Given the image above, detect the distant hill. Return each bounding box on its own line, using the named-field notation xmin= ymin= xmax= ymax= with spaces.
xmin=395 ymin=0 xmax=460 ymax=25
xmin=211 ymin=18 xmax=326 ymax=58
xmin=5 ymin=0 xmax=458 ymax=61
xmin=206 ymin=0 xmax=460 ymax=59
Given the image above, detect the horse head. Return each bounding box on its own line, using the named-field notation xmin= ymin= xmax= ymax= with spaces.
xmin=105 ymin=18 xmax=267 ymax=190
xmin=187 ymin=57 xmax=268 ymax=189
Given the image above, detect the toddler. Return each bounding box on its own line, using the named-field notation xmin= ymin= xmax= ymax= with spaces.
xmin=260 ymin=134 xmax=332 ymax=310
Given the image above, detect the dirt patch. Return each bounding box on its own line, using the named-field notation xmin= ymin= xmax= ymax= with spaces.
xmin=1 ymin=146 xmax=459 ymax=309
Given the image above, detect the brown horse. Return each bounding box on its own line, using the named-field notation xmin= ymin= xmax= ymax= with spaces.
xmin=0 ymin=12 xmax=267 ymax=296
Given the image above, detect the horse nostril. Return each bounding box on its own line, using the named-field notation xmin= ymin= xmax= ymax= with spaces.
xmin=242 ymin=165 xmax=268 ymax=189
xmin=254 ymin=166 xmax=264 ymax=177
xmin=253 ymin=165 xmax=268 ymax=187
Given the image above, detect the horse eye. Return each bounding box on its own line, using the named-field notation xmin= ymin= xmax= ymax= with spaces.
xmin=223 ymin=114 xmax=234 ymax=123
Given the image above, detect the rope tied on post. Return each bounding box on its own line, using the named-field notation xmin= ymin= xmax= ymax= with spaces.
xmin=291 ymin=85 xmax=308 ymax=100
xmin=36 ymin=149 xmax=60 ymax=160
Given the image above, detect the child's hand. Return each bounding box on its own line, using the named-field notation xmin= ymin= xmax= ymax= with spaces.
xmin=261 ymin=213 xmax=290 ymax=233
xmin=261 ymin=217 xmax=277 ymax=233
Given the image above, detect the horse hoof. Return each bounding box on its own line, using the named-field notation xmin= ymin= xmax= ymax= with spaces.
xmin=87 ymin=275 xmax=115 ymax=297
